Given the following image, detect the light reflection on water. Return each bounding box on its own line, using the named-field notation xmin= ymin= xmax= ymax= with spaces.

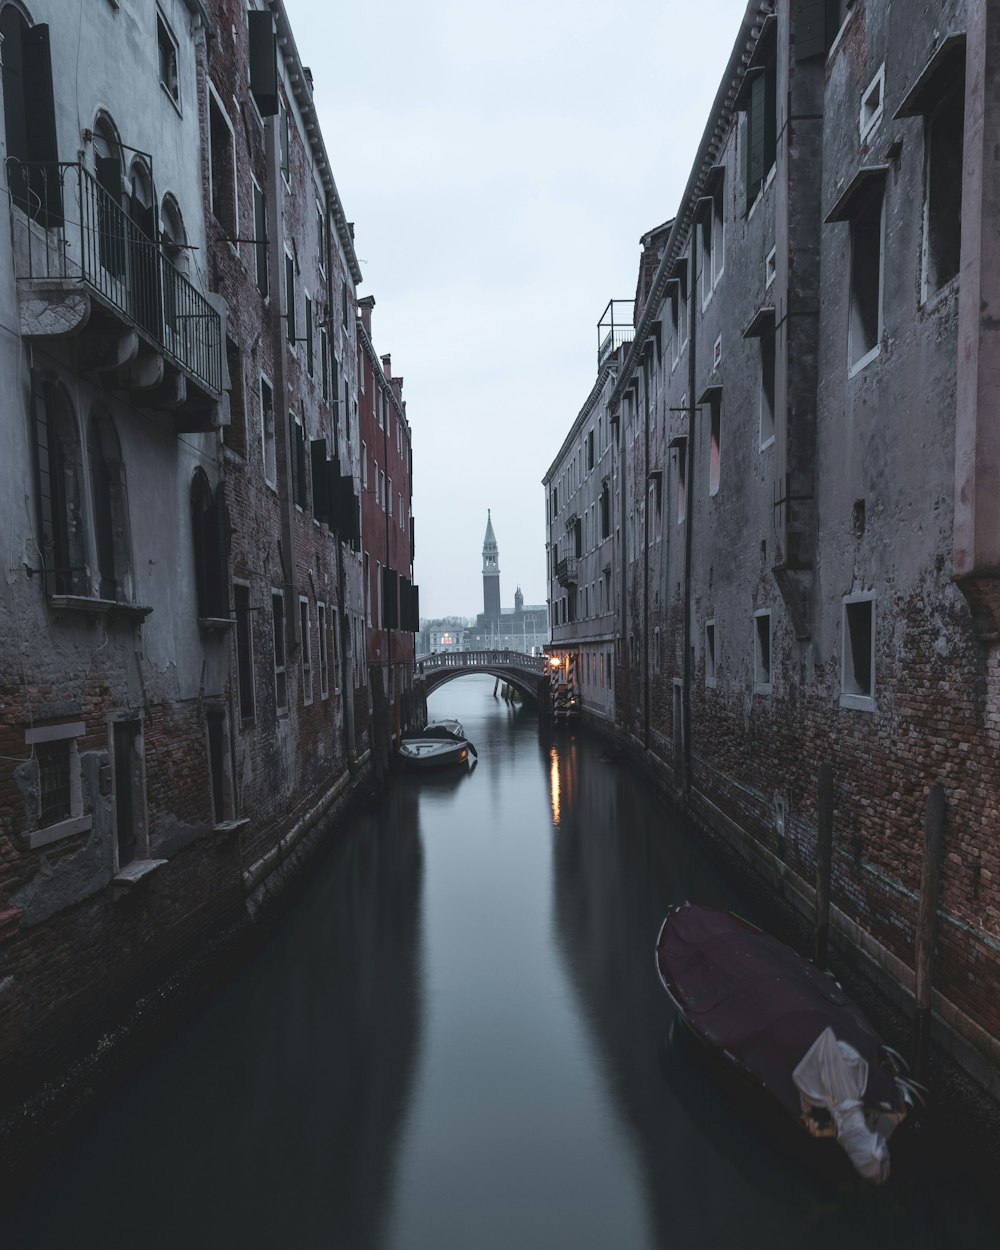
xmin=2 ymin=675 xmax=997 ymax=1249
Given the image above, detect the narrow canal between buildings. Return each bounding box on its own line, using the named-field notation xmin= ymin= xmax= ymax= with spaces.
xmin=3 ymin=675 xmax=998 ymax=1248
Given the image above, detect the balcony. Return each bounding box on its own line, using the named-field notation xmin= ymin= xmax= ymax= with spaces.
xmin=13 ymin=162 xmax=223 ymax=430
xmin=597 ymin=299 xmax=635 ymax=369
xmin=555 ymin=557 xmax=578 ymax=587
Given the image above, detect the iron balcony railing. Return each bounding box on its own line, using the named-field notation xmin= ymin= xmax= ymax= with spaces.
xmin=14 ymin=161 xmax=222 ymax=395
xmin=597 ymin=298 xmax=635 ymax=369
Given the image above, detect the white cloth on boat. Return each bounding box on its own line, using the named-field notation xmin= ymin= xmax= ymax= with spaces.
xmin=792 ymin=1025 xmax=891 ymax=1184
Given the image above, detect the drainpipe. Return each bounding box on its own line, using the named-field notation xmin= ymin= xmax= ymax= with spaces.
xmin=682 ymin=231 xmax=697 ymax=795
xmin=642 ymin=354 xmax=651 ymax=751
xmin=264 ymin=119 xmax=298 ymax=659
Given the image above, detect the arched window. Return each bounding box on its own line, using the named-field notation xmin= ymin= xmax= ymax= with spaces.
xmin=92 ymin=114 xmax=125 ymax=278
xmin=126 ymin=158 xmax=161 ymax=337
xmin=160 ymin=193 xmax=186 ymax=342
xmin=0 ymin=5 xmax=61 ymax=225
xmin=87 ymin=410 xmax=133 ymax=602
xmin=31 ymin=374 xmax=87 ymax=597
xmin=190 ymin=469 xmax=230 ymax=620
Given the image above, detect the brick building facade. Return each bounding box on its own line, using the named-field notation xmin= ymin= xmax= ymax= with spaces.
xmin=0 ymin=0 xmax=414 ymax=1102
xmin=357 ymin=296 xmax=418 ymax=751
xmin=546 ymin=0 xmax=1000 ymax=1096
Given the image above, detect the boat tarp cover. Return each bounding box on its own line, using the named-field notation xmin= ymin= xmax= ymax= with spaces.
xmin=655 ymin=906 xmax=899 ymax=1121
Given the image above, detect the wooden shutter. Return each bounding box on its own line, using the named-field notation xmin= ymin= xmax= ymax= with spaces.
xmin=248 ymin=11 xmax=279 ymax=116
xmin=795 ymin=0 xmax=829 ymax=60
xmin=285 ymin=253 xmax=295 ymax=342
xmin=382 ymin=568 xmax=399 ymax=629
xmin=288 ymin=413 xmax=301 ymax=506
xmin=310 ymin=439 xmax=328 ymax=523
xmin=253 ymin=184 xmax=268 ymax=296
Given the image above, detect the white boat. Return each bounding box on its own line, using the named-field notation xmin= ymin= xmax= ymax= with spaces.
xmin=397 ymin=722 xmax=477 ymax=770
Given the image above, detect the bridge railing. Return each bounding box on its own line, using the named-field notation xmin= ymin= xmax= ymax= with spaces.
xmin=415 ymin=650 xmax=545 ymax=677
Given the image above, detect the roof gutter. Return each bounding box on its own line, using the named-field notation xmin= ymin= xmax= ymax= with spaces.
xmin=608 ymin=0 xmax=774 ymax=413
xmin=269 ymin=0 xmax=364 ymax=287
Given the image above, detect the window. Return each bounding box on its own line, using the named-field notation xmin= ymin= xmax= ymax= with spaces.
xmin=190 ymin=469 xmax=229 ymax=619
xmin=317 ymin=204 xmax=326 ymax=269
xmin=321 ymin=329 xmax=329 ymax=399
xmin=289 ymin=412 xmax=307 ymax=509
xmin=223 ymin=337 xmax=247 ymax=456
xmin=376 ymin=560 xmax=383 ymax=628
xmin=252 ymin=178 xmax=268 ymax=297
xmin=705 ymin=620 xmax=716 ymax=687
xmin=208 ymin=88 xmax=236 ymax=235
xmin=676 ymin=438 xmax=687 ymax=524
xmin=21 ymin=722 xmax=89 ymax=848
xmin=272 ymin=591 xmax=287 ymax=710
xmin=342 ymin=279 xmax=349 ymax=328
xmin=300 ymin=598 xmax=313 ymax=704
xmin=574 ymin=517 xmax=582 ymax=558
xmin=754 ymin=610 xmax=771 ymax=693
xmin=88 ymin=410 xmax=133 ymax=603
xmin=285 ymin=250 xmax=296 ymax=344
xmin=362 ymin=442 xmax=368 ymax=489
xmin=848 ymin=186 xmax=884 ymax=374
xmin=157 ymin=11 xmax=180 ymax=107
xmin=760 ymin=326 xmax=776 ymax=448
xmin=364 ymin=553 xmax=371 ymax=625
xmin=921 ymin=64 xmax=965 ymax=298
xmin=859 ymin=64 xmax=885 ymax=143
xmin=0 ymin=10 xmax=62 ymax=225
xmin=600 ymin=481 xmax=610 ymax=540
xmin=587 ymin=430 xmax=595 ymax=471
xmin=841 ymin=595 xmax=875 ymax=710
xmin=261 ymin=376 xmax=276 ymax=487
xmin=234 ymin=583 xmax=255 ymax=720
xmin=331 ymin=606 xmax=341 ymax=691
xmin=248 ymin=9 xmax=278 ymax=116
xmin=745 ymin=56 xmax=777 ymax=209
xmin=708 ymin=393 xmax=721 ymax=495
xmin=388 ymin=477 xmax=393 ymax=518
xmin=318 ymin=602 xmax=329 ymax=698
xmin=31 ymin=376 xmax=87 ymax=598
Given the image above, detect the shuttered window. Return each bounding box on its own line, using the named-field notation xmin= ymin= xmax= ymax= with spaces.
xmin=248 ymin=10 xmax=279 ymax=116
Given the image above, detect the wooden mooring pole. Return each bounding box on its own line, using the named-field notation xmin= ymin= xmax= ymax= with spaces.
xmin=913 ymin=783 xmax=946 ymax=1083
xmin=815 ymin=763 xmax=834 ymax=969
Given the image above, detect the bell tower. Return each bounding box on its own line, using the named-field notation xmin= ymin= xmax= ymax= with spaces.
xmin=482 ymin=510 xmax=501 ymax=630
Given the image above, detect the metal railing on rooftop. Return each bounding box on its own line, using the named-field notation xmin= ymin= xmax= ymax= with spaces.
xmin=13 ymin=161 xmax=222 ymax=395
xmin=597 ymin=299 xmax=635 ymax=369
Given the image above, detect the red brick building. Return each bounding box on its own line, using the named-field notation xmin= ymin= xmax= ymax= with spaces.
xmin=357 ymin=297 xmax=418 ymax=749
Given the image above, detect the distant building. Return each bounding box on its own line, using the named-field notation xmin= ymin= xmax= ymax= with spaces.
xmin=467 ymin=514 xmax=548 ymax=653
xmin=416 ymin=618 xmax=469 ymax=656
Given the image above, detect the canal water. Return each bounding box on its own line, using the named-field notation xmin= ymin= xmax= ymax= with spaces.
xmin=3 ymin=675 xmax=997 ymax=1248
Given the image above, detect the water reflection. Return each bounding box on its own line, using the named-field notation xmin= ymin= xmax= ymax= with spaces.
xmin=2 ymin=787 xmax=425 ymax=1250
xmin=547 ymin=731 xmax=998 ymax=1249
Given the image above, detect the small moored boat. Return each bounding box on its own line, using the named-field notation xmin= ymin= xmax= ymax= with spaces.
xmin=397 ymin=723 xmax=477 ymax=770
xmin=655 ymin=903 xmax=917 ymax=1184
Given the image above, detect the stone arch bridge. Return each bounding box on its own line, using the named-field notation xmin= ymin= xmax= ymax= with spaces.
xmin=414 ymin=650 xmax=548 ymax=707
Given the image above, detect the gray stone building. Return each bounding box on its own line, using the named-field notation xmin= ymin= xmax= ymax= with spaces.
xmin=0 ymin=0 xmax=373 ymax=1098
xmin=547 ymin=0 xmax=1000 ymax=1096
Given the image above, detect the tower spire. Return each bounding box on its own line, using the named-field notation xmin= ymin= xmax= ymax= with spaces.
xmin=482 ymin=510 xmax=501 ymax=629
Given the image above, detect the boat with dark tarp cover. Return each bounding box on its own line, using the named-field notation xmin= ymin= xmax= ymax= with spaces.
xmin=397 ymin=722 xmax=477 ymax=770
xmin=655 ymin=904 xmax=918 ymax=1184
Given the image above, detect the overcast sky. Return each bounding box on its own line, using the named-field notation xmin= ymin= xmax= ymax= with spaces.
xmin=284 ymin=0 xmax=747 ymax=620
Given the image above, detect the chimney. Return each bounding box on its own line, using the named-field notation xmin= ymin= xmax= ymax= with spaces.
xmin=357 ymin=295 xmax=375 ymax=337
xmin=380 ymin=353 xmax=391 ymax=381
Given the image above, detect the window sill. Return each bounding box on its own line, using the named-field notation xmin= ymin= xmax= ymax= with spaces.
xmin=759 ymin=435 xmax=775 ymax=452
xmin=49 ymin=596 xmax=153 ymax=622
xmin=840 ymin=692 xmax=875 ymax=713
xmin=160 ymin=80 xmax=183 ymax=117
xmin=212 ymin=817 xmax=249 ymax=840
xmin=848 ymin=344 xmax=880 ymax=378
xmin=199 ymin=616 xmax=235 ymax=635
xmin=113 ymin=858 xmax=167 ymax=900
xmin=25 ymin=814 xmax=92 ymax=850
xmin=754 ymin=682 xmax=772 ymax=695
